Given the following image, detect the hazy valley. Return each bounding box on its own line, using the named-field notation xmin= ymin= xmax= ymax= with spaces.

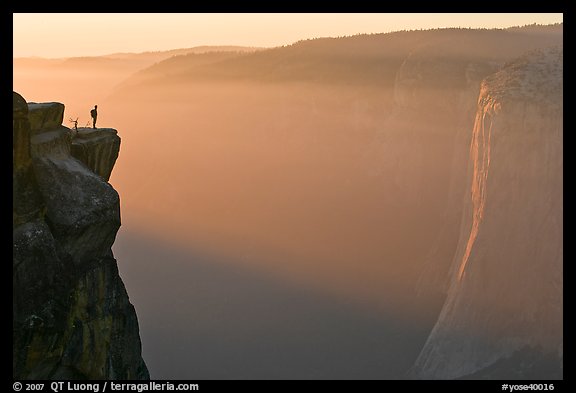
xmin=13 ymin=24 xmax=563 ymax=379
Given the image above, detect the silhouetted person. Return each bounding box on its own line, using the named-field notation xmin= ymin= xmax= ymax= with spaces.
xmin=90 ymin=105 xmax=98 ymax=129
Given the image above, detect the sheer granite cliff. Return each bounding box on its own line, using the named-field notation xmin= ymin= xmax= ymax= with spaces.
xmin=13 ymin=92 xmax=149 ymax=379
xmin=412 ymin=46 xmax=563 ymax=379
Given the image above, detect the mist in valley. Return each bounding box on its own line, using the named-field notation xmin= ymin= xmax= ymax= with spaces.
xmin=13 ymin=25 xmax=563 ymax=379
xmin=106 ymin=79 xmax=445 ymax=378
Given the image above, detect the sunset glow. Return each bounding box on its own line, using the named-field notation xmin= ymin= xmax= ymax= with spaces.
xmin=13 ymin=14 xmax=562 ymax=381
xmin=14 ymin=13 xmax=562 ymax=58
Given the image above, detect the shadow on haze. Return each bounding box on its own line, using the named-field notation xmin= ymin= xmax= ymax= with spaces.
xmin=113 ymin=229 xmax=439 ymax=380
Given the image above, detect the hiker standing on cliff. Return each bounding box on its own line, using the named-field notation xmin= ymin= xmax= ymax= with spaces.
xmin=90 ymin=105 xmax=98 ymax=129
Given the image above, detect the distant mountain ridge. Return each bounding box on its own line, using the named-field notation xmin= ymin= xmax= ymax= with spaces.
xmin=13 ymin=45 xmax=264 ymax=121
xmin=110 ymin=24 xmax=563 ymax=96
xmin=14 ymin=45 xmax=263 ymax=71
xmin=14 ymin=45 xmax=263 ymax=62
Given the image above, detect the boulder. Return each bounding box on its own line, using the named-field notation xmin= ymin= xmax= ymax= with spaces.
xmin=28 ymin=102 xmax=65 ymax=131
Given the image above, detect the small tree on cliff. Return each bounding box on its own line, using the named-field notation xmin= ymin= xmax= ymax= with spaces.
xmin=68 ymin=117 xmax=78 ymax=133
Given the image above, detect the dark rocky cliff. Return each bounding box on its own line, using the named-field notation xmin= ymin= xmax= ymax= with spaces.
xmin=13 ymin=92 xmax=149 ymax=379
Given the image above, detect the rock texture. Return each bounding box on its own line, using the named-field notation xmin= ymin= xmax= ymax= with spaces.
xmin=412 ymin=46 xmax=563 ymax=379
xmin=361 ymin=40 xmax=503 ymax=302
xmin=28 ymin=102 xmax=65 ymax=131
xmin=13 ymin=92 xmax=149 ymax=380
xmin=13 ymin=94 xmax=45 ymax=228
xmin=71 ymin=128 xmax=121 ymax=181
xmin=389 ymin=32 xmax=563 ymax=298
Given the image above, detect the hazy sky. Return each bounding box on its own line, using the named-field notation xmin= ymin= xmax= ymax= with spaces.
xmin=13 ymin=13 xmax=562 ymax=58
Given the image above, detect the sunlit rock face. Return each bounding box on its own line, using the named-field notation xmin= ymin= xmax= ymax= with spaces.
xmin=412 ymin=46 xmax=563 ymax=380
xmin=367 ymin=41 xmax=501 ymax=297
xmin=13 ymin=92 xmax=149 ymax=380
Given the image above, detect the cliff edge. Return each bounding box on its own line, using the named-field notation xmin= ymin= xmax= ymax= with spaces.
xmin=13 ymin=92 xmax=149 ymax=379
xmin=411 ymin=46 xmax=563 ymax=379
